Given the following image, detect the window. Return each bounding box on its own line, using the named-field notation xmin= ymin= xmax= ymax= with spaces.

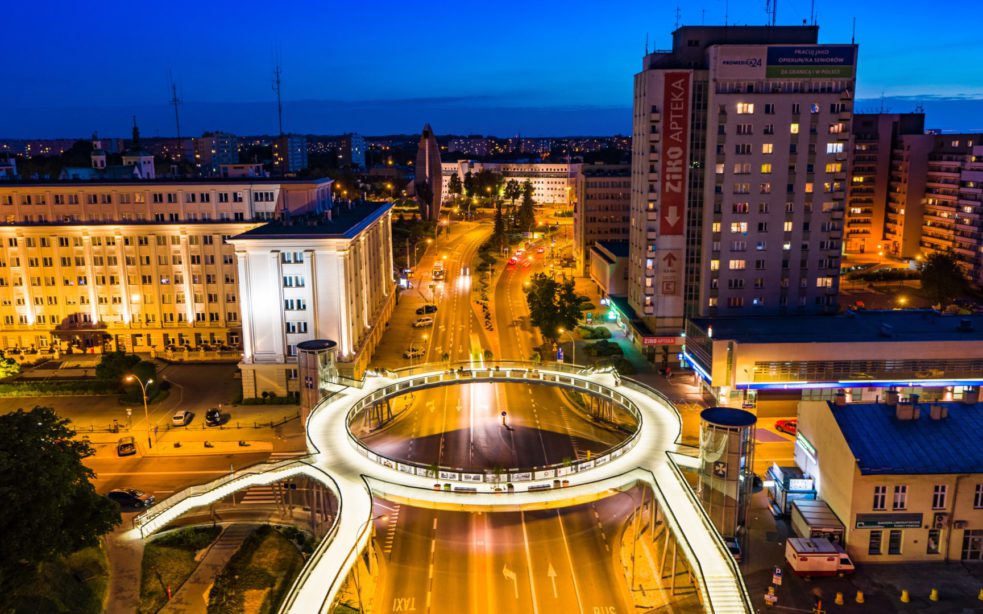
xmin=709 ymin=259 xmax=720 ymax=271
xmin=927 ymin=529 xmax=941 ymax=555
xmin=932 ymin=484 xmax=948 ymax=510
xmin=730 ymin=222 xmax=748 ymax=233
xmin=736 ymin=123 xmax=753 ymax=135
xmin=893 ymin=485 xmax=908 ymax=510
xmin=816 ymin=277 xmax=833 ymax=288
xmin=784 ymin=221 xmax=794 ymax=232
xmin=728 ymin=259 xmax=746 ymax=270
xmin=764 ymin=103 xmax=775 ymax=114
xmin=735 ymin=143 xmax=752 ymax=155
xmin=827 ymin=142 xmax=845 ymax=154
xmin=733 ymin=163 xmax=751 ymax=175
xmin=762 ymin=143 xmax=773 ymax=154
xmin=975 ymin=484 xmax=983 ymax=509
xmin=790 ymin=123 xmax=800 ymax=134
xmin=888 ymin=530 xmax=902 ymax=555
xmin=873 ymin=485 xmax=887 ymax=511
xmin=868 ymin=531 xmax=882 ymax=555
xmin=736 ymin=102 xmax=754 ymax=114
xmin=761 ymin=163 xmax=772 ymax=174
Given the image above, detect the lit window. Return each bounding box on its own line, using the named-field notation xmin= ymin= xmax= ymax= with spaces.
xmin=736 ymin=102 xmax=755 ymax=114
xmin=730 ymin=222 xmax=748 ymax=233
xmin=827 ymin=143 xmax=844 ymax=154
xmin=711 ymin=222 xmax=721 ymax=233
xmin=784 ymin=221 xmax=794 ymax=232
xmin=710 ymin=259 xmax=720 ymax=271
xmin=761 ymin=163 xmax=772 ymax=174
xmin=728 ymin=259 xmax=746 ymax=270
xmin=762 ymin=143 xmax=773 ymax=154
xmin=790 ymin=123 xmax=800 ymax=134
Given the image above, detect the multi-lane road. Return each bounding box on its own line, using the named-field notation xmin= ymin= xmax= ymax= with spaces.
xmin=366 ymin=218 xmax=644 ymax=612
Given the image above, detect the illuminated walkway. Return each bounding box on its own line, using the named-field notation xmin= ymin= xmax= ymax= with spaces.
xmin=131 ymin=362 xmax=753 ymax=613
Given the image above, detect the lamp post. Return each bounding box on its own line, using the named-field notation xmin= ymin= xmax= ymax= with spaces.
xmin=125 ymin=374 xmax=154 ymax=449
xmin=558 ymin=328 xmax=575 ymax=365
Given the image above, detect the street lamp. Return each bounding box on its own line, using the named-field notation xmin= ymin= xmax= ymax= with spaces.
xmin=125 ymin=374 xmax=154 ymax=449
xmin=558 ymin=328 xmax=575 ymax=365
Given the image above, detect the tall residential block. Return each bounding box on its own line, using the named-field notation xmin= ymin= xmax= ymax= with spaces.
xmin=573 ymin=164 xmax=630 ymax=275
xmin=274 ymin=135 xmax=309 ymax=174
xmin=628 ymin=26 xmax=856 ymax=350
xmin=844 ymin=113 xmax=924 ymax=254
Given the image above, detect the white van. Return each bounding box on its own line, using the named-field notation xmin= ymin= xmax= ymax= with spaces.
xmin=785 ymin=537 xmax=855 ymax=577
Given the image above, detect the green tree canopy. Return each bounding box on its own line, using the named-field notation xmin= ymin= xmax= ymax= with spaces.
xmin=448 ymin=172 xmax=462 ymax=197
xmin=493 ymin=203 xmax=506 ymax=249
xmin=0 ymin=357 xmax=20 ymax=380
xmin=504 ymin=179 xmax=522 ymax=206
xmin=0 ymin=407 xmax=120 ymax=594
xmin=920 ymin=250 xmax=967 ymax=306
xmin=94 ymin=351 xmax=140 ymax=382
xmin=518 ymin=180 xmax=536 ymax=231
xmin=463 ymin=171 xmax=475 ymax=197
xmin=524 ymin=273 xmax=583 ymax=343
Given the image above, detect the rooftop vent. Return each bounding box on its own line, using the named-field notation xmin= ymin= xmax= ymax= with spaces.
xmin=929 ymin=405 xmax=949 ymax=421
xmin=884 ymin=389 xmax=900 ymax=407
xmin=962 ymin=388 xmax=980 ymax=405
xmin=896 ymin=402 xmax=920 ymax=421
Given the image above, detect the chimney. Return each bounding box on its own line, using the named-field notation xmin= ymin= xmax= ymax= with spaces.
xmin=962 ymin=388 xmax=980 ymax=404
xmin=929 ymin=405 xmax=948 ymax=420
xmin=884 ymin=389 xmax=900 ymax=407
xmin=896 ymin=402 xmax=920 ymax=421
xmin=834 ymin=390 xmax=847 ymax=406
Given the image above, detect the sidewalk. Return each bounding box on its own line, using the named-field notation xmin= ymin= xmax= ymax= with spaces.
xmin=161 ymin=524 xmax=257 ymax=614
xmin=105 ymin=521 xmax=145 ymax=614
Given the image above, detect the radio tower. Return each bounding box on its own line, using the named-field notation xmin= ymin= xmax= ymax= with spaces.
xmin=169 ymin=75 xmax=183 ymax=163
xmin=273 ymin=62 xmax=284 ymax=138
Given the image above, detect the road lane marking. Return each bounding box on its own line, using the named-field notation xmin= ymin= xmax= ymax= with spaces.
xmin=519 ymin=511 xmax=541 ymax=614
xmin=502 ymin=564 xmax=519 ymax=599
xmin=556 ymin=511 xmax=586 ymax=614
xmin=547 ymin=562 xmax=558 ymax=598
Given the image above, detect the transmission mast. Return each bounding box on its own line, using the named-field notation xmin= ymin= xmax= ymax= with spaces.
xmin=169 ymin=76 xmax=183 ymax=163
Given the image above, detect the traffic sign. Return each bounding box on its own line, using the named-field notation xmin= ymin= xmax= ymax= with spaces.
xmin=772 ymin=567 xmax=783 ymax=586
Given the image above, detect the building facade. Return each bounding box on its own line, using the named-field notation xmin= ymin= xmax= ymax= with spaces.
xmin=274 ymin=135 xmax=309 ymax=174
xmin=229 ymin=203 xmax=395 ymax=396
xmin=414 ymin=124 xmax=442 ymax=220
xmin=195 ymin=132 xmax=239 ymax=173
xmin=441 ymin=160 xmax=581 ymax=207
xmin=629 ymin=26 xmax=855 ymax=349
xmin=844 ymin=113 xmax=924 ymax=254
xmin=797 ymin=397 xmax=983 ymax=564
xmin=574 ymin=164 xmax=630 ymax=275
xmin=0 ymin=177 xmax=397 ymax=398
xmin=339 ymin=133 xmax=367 ymax=169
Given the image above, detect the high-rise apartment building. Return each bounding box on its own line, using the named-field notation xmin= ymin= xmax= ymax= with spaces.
xmin=573 ymin=164 xmax=630 ymax=275
xmin=0 ymin=177 xmax=395 ymax=397
xmin=844 ymin=113 xmax=924 ymax=254
xmin=274 ymin=135 xmax=309 ymax=174
xmin=628 ymin=26 xmax=855 ymax=352
xmin=338 ymin=133 xmax=367 ymax=169
xmin=196 ymin=132 xmax=239 ymax=173
xmin=414 ymin=124 xmax=443 ymax=220
xmin=919 ymin=138 xmax=983 ymax=277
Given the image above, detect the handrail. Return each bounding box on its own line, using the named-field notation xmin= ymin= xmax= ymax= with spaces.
xmin=343 ymin=364 xmax=643 ymax=484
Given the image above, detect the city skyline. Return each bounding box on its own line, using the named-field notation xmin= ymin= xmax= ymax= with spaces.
xmin=5 ymin=0 xmax=983 ymax=138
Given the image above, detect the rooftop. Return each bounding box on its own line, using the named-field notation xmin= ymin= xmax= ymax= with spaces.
xmin=690 ymin=310 xmax=983 ymax=344
xmin=232 ymin=201 xmax=391 ymax=241
xmin=0 ymin=176 xmax=332 ymax=188
xmin=829 ymin=401 xmax=983 ymax=475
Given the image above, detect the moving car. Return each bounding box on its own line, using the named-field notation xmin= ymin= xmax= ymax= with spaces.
xmin=413 ymin=316 xmax=434 ymax=328
xmin=171 ymin=410 xmax=193 ymax=426
xmin=107 ymin=488 xmax=156 ymax=509
xmin=461 ymin=266 xmax=470 ymax=276
xmin=416 ymin=305 xmax=438 ymax=315
xmin=775 ymin=419 xmax=797 ymax=436
xmin=116 ymin=436 xmax=137 ymax=457
xmin=205 ymin=408 xmax=224 ymax=426
xmin=403 ymin=347 xmax=426 ymax=359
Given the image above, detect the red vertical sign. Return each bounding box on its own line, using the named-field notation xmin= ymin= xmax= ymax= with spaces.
xmin=659 ymin=72 xmax=690 ymax=236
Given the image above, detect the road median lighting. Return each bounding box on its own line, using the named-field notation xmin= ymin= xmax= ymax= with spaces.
xmin=124 ymin=374 xmax=154 ymax=449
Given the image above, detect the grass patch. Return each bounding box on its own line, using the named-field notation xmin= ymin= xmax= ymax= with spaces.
xmin=207 ymin=525 xmax=304 ymax=614
xmin=2 ymin=545 xmax=109 ymax=614
xmin=140 ymin=526 xmax=221 ymax=614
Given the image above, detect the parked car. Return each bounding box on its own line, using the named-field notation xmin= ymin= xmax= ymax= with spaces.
xmin=403 ymin=347 xmax=426 ymax=359
xmin=171 ymin=410 xmax=193 ymax=426
xmin=416 ymin=305 xmax=438 ymax=315
xmin=116 ymin=436 xmax=137 ymax=457
xmin=107 ymin=488 xmax=156 ymax=509
xmin=413 ymin=316 xmax=434 ymax=328
xmin=775 ymin=419 xmax=797 ymax=436
xmin=205 ymin=408 xmax=224 ymax=426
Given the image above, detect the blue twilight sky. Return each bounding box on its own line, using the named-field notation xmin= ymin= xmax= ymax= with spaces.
xmin=3 ymin=0 xmax=983 ymax=138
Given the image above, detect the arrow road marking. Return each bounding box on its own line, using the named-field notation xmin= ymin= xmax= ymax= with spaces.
xmin=547 ymin=562 xmax=558 ymax=598
xmin=503 ymin=564 xmax=518 ymax=599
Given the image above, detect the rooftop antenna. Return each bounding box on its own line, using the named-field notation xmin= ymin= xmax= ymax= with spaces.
xmin=879 ymin=91 xmax=886 ymax=113
xmin=851 ymin=16 xmax=856 ymax=44
xmin=273 ymin=59 xmax=284 ymax=138
xmin=645 ymin=32 xmax=649 ymax=54
xmin=766 ymin=0 xmax=778 ymax=25
xmin=810 ymin=0 xmax=816 ymax=24
xmin=701 ymin=8 xmax=706 ymax=24
xmin=674 ymin=5 xmax=681 ymax=29
xmin=724 ymin=0 xmax=729 ymax=25
xmin=168 ymin=73 xmax=183 ymax=163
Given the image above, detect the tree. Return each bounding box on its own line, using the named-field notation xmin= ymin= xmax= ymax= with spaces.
xmin=920 ymin=250 xmax=968 ymax=306
xmin=524 ymin=273 xmax=583 ymax=343
xmin=0 ymin=408 xmax=120 ymax=594
xmin=0 ymin=357 xmax=20 ymax=380
xmin=463 ymin=171 xmax=475 ymax=197
xmin=95 ymin=351 xmax=140 ymax=382
xmin=493 ymin=203 xmax=506 ymax=249
xmin=504 ymin=179 xmax=522 ymax=208
xmin=518 ymin=180 xmax=536 ymax=232
xmin=447 ymin=173 xmax=462 ymax=201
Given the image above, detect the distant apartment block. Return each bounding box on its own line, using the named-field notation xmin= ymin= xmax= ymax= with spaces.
xmin=339 ymin=133 xmax=367 ymax=169
xmin=274 ymin=135 xmax=309 ymax=174
xmin=196 ymin=132 xmax=239 ymax=172
xmin=573 ymin=164 xmax=630 ymax=275
xmin=441 ymin=160 xmax=581 ymax=207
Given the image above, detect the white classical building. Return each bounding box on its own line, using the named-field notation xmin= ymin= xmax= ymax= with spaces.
xmin=441 ymin=160 xmax=581 ymax=207
xmin=229 ymin=202 xmax=395 ymax=396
